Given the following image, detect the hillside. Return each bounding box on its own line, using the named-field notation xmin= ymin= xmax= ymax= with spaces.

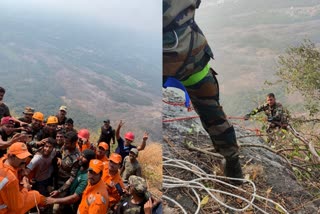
xmin=196 ymin=0 xmax=320 ymax=116
xmin=162 ymin=90 xmax=320 ymax=213
xmin=0 ymin=4 xmax=161 ymax=140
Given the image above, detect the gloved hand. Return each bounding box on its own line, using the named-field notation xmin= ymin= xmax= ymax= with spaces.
xmin=267 ymin=116 xmax=274 ymax=122
xmin=244 ymin=114 xmax=250 ymax=120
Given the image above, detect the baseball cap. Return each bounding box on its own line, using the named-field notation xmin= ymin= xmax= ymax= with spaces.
xmin=109 ymin=153 xmax=122 ymax=164
xmin=128 ymin=175 xmax=147 ymax=196
xmin=1 ymin=116 xmax=14 ymax=125
xmin=23 ymin=107 xmax=35 ymax=115
xmin=88 ymin=159 xmax=104 ymax=174
xmin=98 ymin=142 xmax=109 ymax=151
xmin=130 ymin=148 xmax=139 ymax=157
xmin=8 ymin=142 xmax=31 ymax=159
xmin=59 ymin=105 xmax=67 ymax=112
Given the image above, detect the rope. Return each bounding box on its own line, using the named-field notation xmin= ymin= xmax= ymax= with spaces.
xmin=163 ymin=116 xmax=199 ymax=123
xmin=162 ymin=99 xmax=186 ymax=107
xmin=33 ymin=192 xmax=40 ymax=214
xmin=163 ymin=156 xmax=289 ymax=213
xmin=163 ymin=115 xmax=262 ymax=136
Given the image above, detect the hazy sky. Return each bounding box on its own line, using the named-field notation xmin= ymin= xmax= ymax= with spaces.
xmin=0 ymin=0 xmax=161 ymax=33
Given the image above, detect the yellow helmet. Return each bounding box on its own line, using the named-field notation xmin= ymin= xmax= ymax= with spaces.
xmin=46 ymin=116 xmax=58 ymax=125
xmin=32 ymin=112 xmax=44 ymax=122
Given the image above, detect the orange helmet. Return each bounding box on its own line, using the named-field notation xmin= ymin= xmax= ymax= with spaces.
xmin=46 ymin=116 xmax=58 ymax=124
xmin=124 ymin=132 xmax=135 ymax=141
xmin=78 ymin=129 xmax=90 ymax=140
xmin=32 ymin=112 xmax=44 ymax=122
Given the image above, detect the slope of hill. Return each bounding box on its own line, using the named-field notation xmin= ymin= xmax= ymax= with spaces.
xmin=0 ymin=5 xmax=161 ymax=140
xmin=197 ymin=0 xmax=320 ymax=116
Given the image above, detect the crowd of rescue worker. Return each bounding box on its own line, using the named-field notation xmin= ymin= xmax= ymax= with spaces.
xmin=0 ymin=86 xmax=162 ymax=214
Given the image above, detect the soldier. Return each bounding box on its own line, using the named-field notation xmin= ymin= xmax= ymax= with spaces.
xmin=65 ymin=118 xmax=77 ymax=133
xmin=120 ymin=148 xmax=142 ymax=182
xmin=46 ymin=149 xmax=96 ymax=213
xmin=56 ymin=106 xmax=68 ymax=126
xmin=97 ymin=119 xmax=115 ymax=148
xmin=163 ymin=0 xmax=243 ymax=184
xmin=115 ymin=175 xmax=156 ymax=214
xmin=50 ymin=131 xmax=80 ymax=200
xmin=18 ymin=107 xmax=35 ymax=124
xmin=244 ymin=93 xmax=288 ymax=132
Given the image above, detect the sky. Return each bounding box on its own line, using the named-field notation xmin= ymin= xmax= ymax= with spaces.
xmin=0 ymin=0 xmax=161 ymax=33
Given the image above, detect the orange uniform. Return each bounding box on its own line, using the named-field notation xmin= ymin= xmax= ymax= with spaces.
xmin=77 ymin=141 xmax=94 ymax=152
xmin=99 ymin=155 xmax=108 ymax=163
xmin=0 ymin=157 xmax=46 ymax=214
xmin=77 ymin=175 xmax=108 ymax=214
xmin=102 ymin=171 xmax=124 ymax=207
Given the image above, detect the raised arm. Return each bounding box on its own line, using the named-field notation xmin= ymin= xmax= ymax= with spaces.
xmin=116 ymin=120 xmax=125 ymax=140
xmin=137 ymin=132 xmax=148 ymax=151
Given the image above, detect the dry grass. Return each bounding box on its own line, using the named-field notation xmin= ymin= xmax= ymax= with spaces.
xmin=138 ymin=142 xmax=163 ymax=197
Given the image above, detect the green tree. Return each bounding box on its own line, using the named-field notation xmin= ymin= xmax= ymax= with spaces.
xmin=276 ymin=39 xmax=320 ymax=116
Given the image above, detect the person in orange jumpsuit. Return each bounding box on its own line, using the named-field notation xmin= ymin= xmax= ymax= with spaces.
xmin=96 ymin=142 xmax=109 ymax=163
xmin=102 ymin=153 xmax=125 ymax=210
xmin=77 ymin=159 xmax=108 ymax=214
xmin=0 ymin=142 xmax=47 ymax=214
xmin=77 ymin=129 xmax=94 ymax=152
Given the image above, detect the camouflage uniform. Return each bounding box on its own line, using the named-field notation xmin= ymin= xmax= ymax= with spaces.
xmin=115 ymin=176 xmax=149 ymax=214
xmin=57 ymin=148 xmax=80 ymax=187
xmin=121 ymin=156 xmax=142 ymax=182
xmin=248 ymin=102 xmax=288 ymax=131
xmin=163 ymin=0 xmax=242 ymax=180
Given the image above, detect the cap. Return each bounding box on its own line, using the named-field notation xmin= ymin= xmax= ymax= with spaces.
xmin=128 ymin=175 xmax=147 ymax=195
xmin=8 ymin=142 xmax=31 ymax=159
xmin=88 ymin=159 xmax=104 ymax=174
xmin=59 ymin=105 xmax=67 ymax=112
xmin=32 ymin=112 xmax=44 ymax=122
xmin=82 ymin=149 xmax=96 ymax=162
xmin=46 ymin=116 xmax=58 ymax=125
xmin=109 ymin=153 xmax=122 ymax=164
xmin=98 ymin=142 xmax=109 ymax=151
xmin=103 ymin=119 xmax=110 ymax=123
xmin=1 ymin=116 xmax=14 ymax=125
xmin=23 ymin=107 xmax=35 ymax=115
xmin=65 ymin=118 xmax=74 ymax=125
xmin=130 ymin=148 xmax=139 ymax=157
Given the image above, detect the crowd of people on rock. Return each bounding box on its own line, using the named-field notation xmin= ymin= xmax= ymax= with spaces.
xmin=0 ymin=86 xmax=161 ymax=214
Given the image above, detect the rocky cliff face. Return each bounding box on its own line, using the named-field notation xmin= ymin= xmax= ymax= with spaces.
xmin=162 ymin=89 xmax=319 ymax=213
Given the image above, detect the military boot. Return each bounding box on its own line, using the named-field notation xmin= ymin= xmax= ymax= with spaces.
xmin=223 ymin=156 xmax=243 ymax=185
